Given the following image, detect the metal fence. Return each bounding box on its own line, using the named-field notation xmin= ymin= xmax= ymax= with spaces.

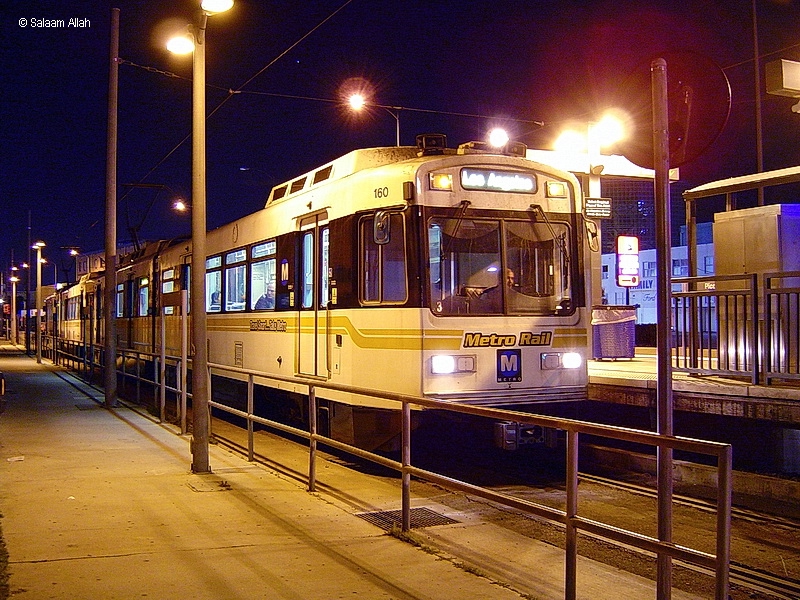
xmin=672 ymin=271 xmax=800 ymax=384
xmin=204 ymin=361 xmax=732 ymax=600
xmin=41 ymin=338 xmax=732 ymax=599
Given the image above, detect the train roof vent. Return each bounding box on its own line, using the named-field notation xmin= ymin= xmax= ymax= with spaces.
xmin=313 ymin=165 xmax=333 ymax=184
xmin=272 ymin=185 xmax=287 ymax=202
xmin=416 ymin=133 xmax=447 ymax=156
xmin=457 ymin=141 xmax=492 ymax=154
xmin=457 ymin=140 xmax=528 ymax=157
xmin=290 ymin=176 xmax=307 ymax=194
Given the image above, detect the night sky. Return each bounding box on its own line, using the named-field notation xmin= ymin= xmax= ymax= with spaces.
xmin=3 ymin=0 xmax=800 ymax=284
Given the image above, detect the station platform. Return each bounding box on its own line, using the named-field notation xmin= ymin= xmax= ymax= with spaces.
xmin=588 ymin=348 xmax=800 ymax=424
xmin=0 ymin=340 xmax=707 ymax=600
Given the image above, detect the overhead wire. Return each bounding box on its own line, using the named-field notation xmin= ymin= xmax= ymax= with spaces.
xmin=118 ymin=0 xmax=357 ymax=202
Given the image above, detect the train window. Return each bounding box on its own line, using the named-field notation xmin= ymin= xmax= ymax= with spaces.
xmin=138 ymin=277 xmax=150 ymax=317
xmin=206 ymin=270 xmax=222 ymax=312
xmin=251 ymin=240 xmax=276 ymax=260
xmin=206 ymin=256 xmax=222 ymax=269
xmin=224 ymin=249 xmax=247 ymax=311
xmin=116 ymin=283 xmax=124 ymax=318
xmin=251 ymin=258 xmax=276 ymax=310
xmin=428 ymin=216 xmax=572 ymax=316
xmin=251 ymin=240 xmax=277 ymax=310
xmin=301 ymin=232 xmax=314 ymax=309
xmin=321 ymin=228 xmax=330 ymax=307
xmin=225 ymin=249 xmax=246 ymax=265
xmin=360 ymin=213 xmax=407 ymax=304
xmin=162 ymin=270 xmax=175 ymax=315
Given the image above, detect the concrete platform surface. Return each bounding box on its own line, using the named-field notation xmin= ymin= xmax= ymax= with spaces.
xmin=0 ymin=344 xmax=705 ymax=600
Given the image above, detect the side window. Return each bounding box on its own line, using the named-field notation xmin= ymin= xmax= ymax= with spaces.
xmin=225 ymin=249 xmax=247 ymax=311
xmin=360 ymin=213 xmax=407 ymax=304
xmin=251 ymin=241 xmax=277 ymax=310
xmin=116 ymin=283 xmax=124 ymax=318
xmin=301 ymin=232 xmax=314 ymax=309
xmin=320 ymin=227 xmax=330 ymax=308
xmin=137 ymin=277 xmax=150 ymax=317
xmin=206 ymin=256 xmax=222 ymax=313
xmin=162 ymin=268 xmax=175 ymax=315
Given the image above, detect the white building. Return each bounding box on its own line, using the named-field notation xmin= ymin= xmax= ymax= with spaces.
xmin=601 ymin=242 xmax=715 ymax=324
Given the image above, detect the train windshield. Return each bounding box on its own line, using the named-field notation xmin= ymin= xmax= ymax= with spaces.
xmin=428 ymin=216 xmax=572 ymax=316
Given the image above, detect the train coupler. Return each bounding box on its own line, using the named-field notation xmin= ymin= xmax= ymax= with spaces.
xmin=493 ymin=421 xmax=558 ymax=451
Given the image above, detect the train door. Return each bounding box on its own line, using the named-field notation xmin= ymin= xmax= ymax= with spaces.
xmin=297 ymin=212 xmax=330 ymax=377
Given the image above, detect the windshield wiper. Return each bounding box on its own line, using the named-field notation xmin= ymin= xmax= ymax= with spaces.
xmin=441 ymin=200 xmax=472 ymax=258
xmin=529 ymin=204 xmax=570 ymax=289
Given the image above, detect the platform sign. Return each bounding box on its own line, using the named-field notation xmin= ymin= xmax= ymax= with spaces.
xmin=616 ymin=235 xmax=640 ymax=287
xmin=584 ymin=197 xmax=612 ymax=219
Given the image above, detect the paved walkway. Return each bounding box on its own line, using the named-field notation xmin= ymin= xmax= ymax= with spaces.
xmin=0 ymin=341 xmax=705 ymax=599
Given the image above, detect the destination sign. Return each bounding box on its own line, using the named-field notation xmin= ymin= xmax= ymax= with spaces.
xmin=460 ymin=169 xmax=536 ymax=193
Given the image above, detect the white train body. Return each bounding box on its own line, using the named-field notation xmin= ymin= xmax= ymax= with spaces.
xmin=56 ymin=136 xmax=593 ymax=449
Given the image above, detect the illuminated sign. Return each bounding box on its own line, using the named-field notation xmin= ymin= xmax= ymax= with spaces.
xmin=616 ymin=235 xmax=640 ymax=287
xmin=460 ymin=169 xmax=536 ymax=193
xmin=497 ymin=349 xmax=522 ymax=382
xmin=584 ymin=197 xmax=612 ymax=218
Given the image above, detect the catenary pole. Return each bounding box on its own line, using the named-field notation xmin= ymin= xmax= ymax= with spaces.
xmin=652 ymin=57 xmax=674 ymax=600
xmin=104 ymin=7 xmax=119 ymax=408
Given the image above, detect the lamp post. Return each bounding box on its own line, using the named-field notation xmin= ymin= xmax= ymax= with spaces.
xmin=168 ymin=0 xmax=233 ymax=473
xmin=348 ymin=94 xmax=401 ymax=146
xmin=33 ymin=241 xmax=45 ymax=364
xmin=10 ymin=269 xmax=19 ymax=345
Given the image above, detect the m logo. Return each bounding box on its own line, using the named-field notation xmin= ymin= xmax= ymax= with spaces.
xmin=497 ymin=349 xmax=522 ymax=382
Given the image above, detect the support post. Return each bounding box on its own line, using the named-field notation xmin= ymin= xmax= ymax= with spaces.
xmin=652 ymin=57 xmax=674 ymax=600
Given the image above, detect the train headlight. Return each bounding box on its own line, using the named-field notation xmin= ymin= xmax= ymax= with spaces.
xmin=541 ymin=352 xmax=582 ymax=370
xmin=562 ymin=352 xmax=582 ymax=369
xmin=431 ymin=354 xmax=476 ymax=374
xmin=429 ymin=173 xmax=453 ymax=191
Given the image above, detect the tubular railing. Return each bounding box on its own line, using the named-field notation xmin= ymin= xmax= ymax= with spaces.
xmin=44 ymin=339 xmax=733 ymax=599
xmin=671 ymin=274 xmax=759 ymax=383
xmin=206 ymin=361 xmax=732 ymax=600
xmin=764 ymin=271 xmax=800 ymax=384
xmin=672 ymin=271 xmax=800 ymax=385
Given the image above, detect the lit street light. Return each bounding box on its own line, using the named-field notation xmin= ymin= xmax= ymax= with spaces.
xmin=167 ymin=0 xmax=233 ymax=474
xmin=33 ymin=241 xmax=45 ymax=364
xmin=10 ymin=268 xmax=19 ymax=345
xmin=348 ymin=93 xmax=401 ymax=146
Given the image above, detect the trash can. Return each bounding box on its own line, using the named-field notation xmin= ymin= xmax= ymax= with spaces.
xmin=591 ymin=305 xmax=637 ymax=359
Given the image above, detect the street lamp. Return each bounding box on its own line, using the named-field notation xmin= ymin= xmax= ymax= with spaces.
xmin=168 ymin=0 xmax=233 ymax=474
xmin=33 ymin=241 xmax=45 ymax=364
xmin=10 ymin=269 xmax=19 ymax=345
xmin=348 ymin=93 xmax=401 ymax=146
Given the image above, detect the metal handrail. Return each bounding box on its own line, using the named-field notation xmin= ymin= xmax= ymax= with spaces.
xmin=207 ymin=360 xmax=732 ymax=600
xmin=45 ymin=339 xmax=732 ymax=599
xmin=672 ymin=273 xmax=759 ymax=384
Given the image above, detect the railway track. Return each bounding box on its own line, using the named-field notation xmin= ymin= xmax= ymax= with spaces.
xmin=579 ymin=473 xmax=800 ymax=600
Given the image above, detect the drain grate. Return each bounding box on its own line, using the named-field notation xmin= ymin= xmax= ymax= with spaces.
xmin=356 ymin=507 xmax=459 ymax=531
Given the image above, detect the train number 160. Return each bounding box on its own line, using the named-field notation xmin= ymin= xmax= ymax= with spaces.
xmin=374 ymin=186 xmax=389 ymax=198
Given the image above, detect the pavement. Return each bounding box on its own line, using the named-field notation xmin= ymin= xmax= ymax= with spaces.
xmin=0 ymin=339 xmax=707 ymax=600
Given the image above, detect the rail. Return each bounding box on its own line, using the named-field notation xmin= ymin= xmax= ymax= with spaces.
xmin=764 ymin=271 xmax=800 ymax=385
xmin=672 ymin=271 xmax=800 ymax=385
xmin=205 ymin=360 xmax=732 ymax=600
xmin=671 ymin=274 xmax=759 ymax=383
xmin=41 ymin=340 xmax=732 ymax=599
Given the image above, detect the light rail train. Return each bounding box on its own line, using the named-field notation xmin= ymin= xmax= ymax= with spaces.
xmin=50 ymin=134 xmax=595 ymax=450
